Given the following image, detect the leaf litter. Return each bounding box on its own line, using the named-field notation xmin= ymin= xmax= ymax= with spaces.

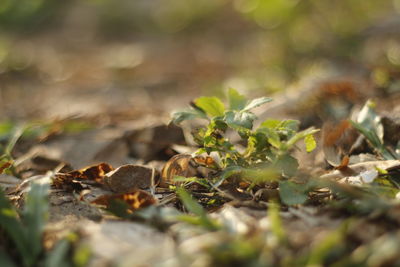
xmin=2 ymin=86 xmax=400 ymax=266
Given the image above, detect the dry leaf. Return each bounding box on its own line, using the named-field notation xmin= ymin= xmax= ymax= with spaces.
xmin=321 ymin=160 xmax=400 ymax=182
xmin=66 ymin=162 xmax=113 ymax=183
xmin=0 ymin=161 xmax=12 ymax=174
xmin=92 ymin=189 xmax=156 ymax=211
xmin=160 ymin=154 xmax=197 ymax=186
xmin=53 ymin=162 xmax=113 ymax=191
xmin=104 ymin=164 xmax=159 ymax=193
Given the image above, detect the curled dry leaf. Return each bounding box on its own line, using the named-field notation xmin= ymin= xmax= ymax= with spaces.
xmin=92 ymin=189 xmax=156 ymax=212
xmin=53 ymin=162 xmax=113 ymax=191
xmin=104 ymin=164 xmax=160 ymax=193
xmin=160 ymin=154 xmax=216 ymax=186
xmin=160 ymin=154 xmax=197 ymax=186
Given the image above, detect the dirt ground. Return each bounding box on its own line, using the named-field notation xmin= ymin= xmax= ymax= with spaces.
xmin=2 ymin=2 xmax=400 ymax=267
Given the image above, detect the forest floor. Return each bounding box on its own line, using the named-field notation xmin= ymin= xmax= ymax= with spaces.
xmin=1 ymin=6 xmax=400 ymax=266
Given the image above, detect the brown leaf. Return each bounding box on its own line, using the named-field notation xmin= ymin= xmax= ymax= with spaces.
xmin=0 ymin=161 xmax=12 ymax=174
xmin=160 ymin=154 xmax=197 ymax=186
xmin=92 ymin=189 xmax=156 ymax=211
xmin=53 ymin=162 xmax=113 ymax=191
xmin=321 ymin=160 xmax=400 ymax=182
xmin=104 ymin=164 xmax=159 ymax=193
xmin=67 ymin=162 xmax=113 ymax=183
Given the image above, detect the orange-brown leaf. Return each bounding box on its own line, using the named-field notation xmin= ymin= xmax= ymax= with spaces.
xmin=53 ymin=162 xmax=114 ymax=190
xmin=92 ymin=189 xmax=156 ymax=211
xmin=67 ymin=162 xmax=113 ymax=183
xmin=0 ymin=161 xmax=12 ymax=174
xmin=161 ymin=154 xmax=196 ymax=186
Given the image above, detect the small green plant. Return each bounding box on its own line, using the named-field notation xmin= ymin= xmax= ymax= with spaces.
xmin=0 ymin=183 xmax=90 ymax=267
xmin=350 ymin=100 xmax=399 ymax=160
xmin=176 ymin=187 xmax=220 ymax=230
xmin=172 ymin=88 xmax=319 ymax=180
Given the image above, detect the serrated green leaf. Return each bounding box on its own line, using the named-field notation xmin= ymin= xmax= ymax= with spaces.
xmin=304 ymin=134 xmax=317 ymax=152
xmin=260 ymin=119 xmax=281 ymax=129
xmin=242 ymin=167 xmax=279 ymax=185
xmin=275 ymin=154 xmax=298 ymax=177
xmin=224 ymin=111 xmax=256 ymax=130
xmin=213 ymin=166 xmax=242 ymax=188
xmin=285 ymin=127 xmax=320 ymax=149
xmin=257 ymin=127 xmax=281 ymax=149
xmin=281 ymin=120 xmax=300 ymax=132
xmin=195 ymin=96 xmax=225 ymax=117
xmin=228 ymin=88 xmax=247 ymax=110
xmin=243 ymin=97 xmax=272 ymax=111
xmin=171 ymin=109 xmax=207 ymax=125
xmin=279 ymin=180 xmax=308 ymax=205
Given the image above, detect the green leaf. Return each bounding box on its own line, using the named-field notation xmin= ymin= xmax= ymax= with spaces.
xmin=224 ymin=111 xmax=256 ymax=130
xmin=268 ymin=202 xmax=286 ymax=242
xmin=285 ymin=127 xmax=319 ymax=149
xmin=356 ymin=100 xmax=383 ymax=141
xmin=213 ymin=166 xmax=242 ymax=188
xmin=45 ymin=239 xmax=71 ymax=267
xmin=0 ymin=188 xmax=31 ymax=265
xmin=171 ymin=109 xmax=207 ymax=125
xmin=351 ymin=100 xmax=398 ymax=159
xmin=21 ymin=183 xmax=49 ymax=265
xmin=0 ymin=251 xmax=17 ymax=267
xmin=242 ymin=167 xmax=279 ymax=186
xmin=279 ymin=180 xmax=309 ymax=205
xmin=260 ymin=119 xmax=281 ymax=129
xmin=228 ymin=88 xmax=247 ymax=110
xmin=0 ymin=121 xmax=14 ymax=138
xmin=257 ymin=127 xmax=281 ymax=149
xmin=243 ymin=97 xmax=272 ymax=111
xmin=350 ymin=120 xmax=397 ymax=160
xmin=173 ymin=176 xmax=210 ymax=188
xmin=176 ymin=188 xmax=219 ymax=230
xmin=176 ymin=187 xmax=207 ymax=217
xmin=304 ymin=134 xmax=317 ymax=152
xmin=275 ymin=154 xmax=298 ymax=177
xmin=307 ymin=221 xmax=349 ymax=266
xmin=281 ymin=120 xmax=300 ymax=131
xmin=195 ymin=96 xmax=225 ymax=117
xmin=73 ymin=244 xmax=91 ymax=267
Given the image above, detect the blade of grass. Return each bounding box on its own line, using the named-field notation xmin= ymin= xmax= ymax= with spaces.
xmin=176 ymin=187 xmax=220 ymax=230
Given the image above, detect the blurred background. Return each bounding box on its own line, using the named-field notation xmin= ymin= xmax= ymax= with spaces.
xmin=0 ymin=0 xmax=399 ymax=121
